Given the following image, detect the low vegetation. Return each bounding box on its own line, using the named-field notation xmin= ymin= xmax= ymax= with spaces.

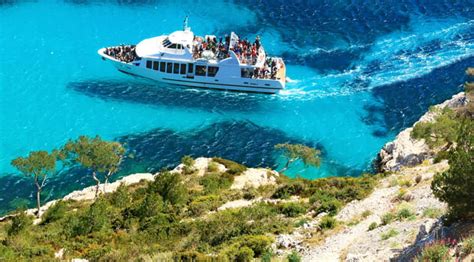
xmin=411 ymin=69 xmax=474 ymax=221
xmin=0 ymin=149 xmax=381 ymax=261
xmin=380 ymin=229 xmax=399 ymax=240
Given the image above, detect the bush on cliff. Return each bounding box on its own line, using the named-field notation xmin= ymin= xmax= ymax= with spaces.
xmin=148 ymin=171 xmax=187 ymax=206
xmin=411 ymin=107 xmax=461 ymax=149
xmin=212 ymin=158 xmax=247 ymax=175
xmin=0 ymin=158 xmax=379 ymax=260
xmin=432 ymin=120 xmax=474 ymax=220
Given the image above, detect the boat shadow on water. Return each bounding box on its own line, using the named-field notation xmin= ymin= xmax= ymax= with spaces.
xmin=67 ymin=79 xmax=271 ymax=113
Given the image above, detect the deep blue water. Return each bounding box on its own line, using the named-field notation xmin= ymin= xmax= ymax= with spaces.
xmin=0 ymin=1 xmax=473 ymax=214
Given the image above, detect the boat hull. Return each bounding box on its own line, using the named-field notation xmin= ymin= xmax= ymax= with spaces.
xmin=99 ymin=49 xmax=284 ymax=94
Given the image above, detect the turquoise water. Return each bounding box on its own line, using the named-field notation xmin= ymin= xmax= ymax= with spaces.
xmin=0 ymin=1 xmax=473 ymax=213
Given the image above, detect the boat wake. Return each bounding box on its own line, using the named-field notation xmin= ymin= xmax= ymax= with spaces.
xmin=280 ymin=18 xmax=474 ymax=100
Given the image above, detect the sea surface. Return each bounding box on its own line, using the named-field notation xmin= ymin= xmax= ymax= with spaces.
xmin=0 ymin=0 xmax=473 ymax=214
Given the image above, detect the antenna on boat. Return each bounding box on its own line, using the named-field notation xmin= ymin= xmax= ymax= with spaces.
xmin=183 ymin=15 xmax=190 ymax=31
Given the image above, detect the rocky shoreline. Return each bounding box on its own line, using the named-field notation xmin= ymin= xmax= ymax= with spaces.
xmin=377 ymin=92 xmax=467 ymax=173
xmin=1 ymin=92 xmax=470 ymax=261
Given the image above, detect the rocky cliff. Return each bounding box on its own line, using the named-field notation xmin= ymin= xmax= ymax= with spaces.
xmin=377 ymin=92 xmax=467 ymax=172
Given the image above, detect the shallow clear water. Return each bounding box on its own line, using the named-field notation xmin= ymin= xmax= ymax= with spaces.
xmin=0 ymin=1 xmax=473 ymax=213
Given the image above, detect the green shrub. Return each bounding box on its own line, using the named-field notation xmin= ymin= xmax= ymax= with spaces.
xmin=389 ymin=178 xmax=399 ymax=187
xmin=396 ymin=208 xmax=415 ymax=221
xmin=212 ymin=158 xmax=247 ymax=175
xmin=305 ymin=175 xmax=377 ymax=202
xmin=173 ymin=251 xmax=211 ymax=262
xmin=295 ymin=218 xmax=309 ymax=228
xmin=181 ymin=155 xmax=196 ymax=175
xmin=72 ymin=197 xmax=112 ymax=236
xmin=108 ymin=183 xmax=131 ymax=209
xmin=222 ymin=235 xmax=273 ymax=258
xmin=140 ymin=213 xmax=174 ymax=239
xmin=136 ymin=193 xmax=164 ymax=220
xmin=235 ymin=246 xmax=254 ymax=261
xmin=196 ymin=203 xmax=286 ymax=247
xmin=462 ymin=236 xmax=474 ymax=255
xmin=277 ymin=202 xmax=307 ymax=217
xmin=207 ymin=161 xmax=219 ymax=172
xmin=188 ymin=195 xmax=222 ymax=216
xmin=361 ymin=210 xmax=372 ymax=218
xmin=41 ymin=200 xmax=67 ymax=225
xmin=310 ymin=192 xmax=343 ymax=216
xmin=398 ymin=179 xmax=412 ymax=188
xmin=319 ymin=215 xmax=337 ymax=230
xmin=272 ymin=181 xmax=306 ymax=199
xmin=395 ymin=188 xmax=407 ymax=201
xmin=200 ymin=172 xmax=233 ymax=194
xmin=149 ymin=171 xmax=187 ymax=206
xmin=0 ymin=244 xmax=16 ymax=261
xmin=260 ymin=249 xmax=274 ymax=262
xmin=287 ymin=250 xmax=301 ymax=262
xmin=242 ymin=187 xmax=257 ymax=200
xmin=411 ymin=108 xmax=461 ymax=148
xmin=368 ymin=222 xmax=377 ymax=231
xmin=431 ymin=120 xmax=474 ymax=220
xmin=381 ymin=229 xmax=398 ymax=240
xmin=418 ymin=242 xmax=450 ymax=261
xmin=381 ymin=212 xmax=394 ymax=225
xmin=422 ymin=208 xmax=443 ymax=219
xmin=7 ymin=211 xmax=33 ymax=236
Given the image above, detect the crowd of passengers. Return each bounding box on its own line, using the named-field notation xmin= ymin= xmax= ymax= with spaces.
xmin=104 ymin=45 xmax=138 ymax=63
xmin=244 ymin=58 xmax=281 ymax=80
xmin=193 ymin=35 xmax=262 ymax=65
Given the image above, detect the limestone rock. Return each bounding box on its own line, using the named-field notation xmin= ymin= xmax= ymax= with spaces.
xmin=377 ymin=92 xmax=466 ymax=172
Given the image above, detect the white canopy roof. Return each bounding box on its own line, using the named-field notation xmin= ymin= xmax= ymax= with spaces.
xmin=135 ymin=36 xmax=163 ymax=57
xmin=168 ymin=30 xmax=193 ymax=47
xmin=135 ymin=30 xmax=194 ymax=58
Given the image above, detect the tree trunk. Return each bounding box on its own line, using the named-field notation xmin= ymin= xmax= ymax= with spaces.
xmin=103 ymin=178 xmax=109 ymax=194
xmin=36 ymin=188 xmax=41 ymax=218
xmin=92 ymin=171 xmax=101 ymax=198
xmin=278 ymin=159 xmax=295 ymax=173
xmin=103 ymin=170 xmax=113 ymax=194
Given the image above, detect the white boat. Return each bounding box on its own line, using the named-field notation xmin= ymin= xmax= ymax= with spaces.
xmin=98 ymin=18 xmax=286 ymax=94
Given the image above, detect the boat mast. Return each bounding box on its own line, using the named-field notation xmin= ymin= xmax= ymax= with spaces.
xmin=183 ymin=16 xmax=190 ymax=31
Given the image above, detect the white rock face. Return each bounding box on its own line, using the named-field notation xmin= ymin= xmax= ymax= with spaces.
xmin=172 ymin=157 xmax=226 ymax=177
xmin=63 ymin=173 xmax=155 ymax=202
xmin=378 ymin=92 xmax=466 ymax=172
xmin=231 ymin=168 xmax=279 ymax=190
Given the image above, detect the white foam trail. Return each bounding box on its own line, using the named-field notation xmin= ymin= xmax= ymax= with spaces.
xmin=282 ymin=17 xmax=474 ymax=101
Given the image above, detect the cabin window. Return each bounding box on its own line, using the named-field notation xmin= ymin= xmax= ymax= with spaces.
xmin=196 ymin=65 xmax=207 ymax=76
xmin=146 ymin=60 xmax=152 ymax=69
xmin=188 ymin=63 xmax=194 ymax=73
xmin=176 ymin=44 xmax=183 ymax=49
xmin=180 ymin=64 xmax=186 ymax=74
xmin=173 ymin=63 xmax=180 ymax=74
xmin=153 ymin=61 xmax=159 ymax=70
xmin=207 ymin=66 xmax=219 ymax=77
xmin=168 ymin=43 xmax=177 ymax=49
xmin=162 ymin=38 xmax=172 ymax=47
xmin=160 ymin=62 xmax=166 ymax=72
xmin=241 ymin=68 xmax=253 ymax=78
xmin=166 ymin=63 xmax=173 ymax=73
